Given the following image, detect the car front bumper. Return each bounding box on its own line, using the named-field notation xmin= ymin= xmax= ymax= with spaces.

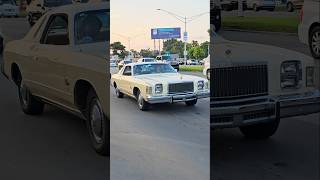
xmin=211 ymin=90 xmax=320 ymax=128
xmin=146 ymin=91 xmax=210 ymax=104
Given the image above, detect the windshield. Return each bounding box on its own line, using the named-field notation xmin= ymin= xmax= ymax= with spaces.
xmin=44 ymin=0 xmax=72 ymax=7
xmin=75 ymin=9 xmax=109 ymax=44
xmin=110 ymin=60 xmax=116 ymax=63
xmin=133 ymin=64 xmax=176 ymax=76
xmin=124 ymin=60 xmax=131 ymax=64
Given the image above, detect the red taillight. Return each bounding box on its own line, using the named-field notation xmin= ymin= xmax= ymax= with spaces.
xmin=300 ymin=6 xmax=304 ymax=22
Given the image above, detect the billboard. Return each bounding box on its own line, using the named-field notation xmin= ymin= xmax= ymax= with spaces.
xmin=151 ymin=28 xmax=181 ymax=39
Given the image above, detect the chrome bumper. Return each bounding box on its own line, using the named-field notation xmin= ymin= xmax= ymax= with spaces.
xmin=211 ymin=91 xmax=320 ymax=128
xmin=278 ymin=91 xmax=320 ymax=118
xmin=146 ymin=91 xmax=210 ymax=104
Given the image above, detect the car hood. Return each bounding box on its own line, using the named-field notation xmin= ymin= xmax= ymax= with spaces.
xmin=77 ymin=42 xmax=108 ymax=59
xmin=212 ymin=36 xmax=314 ymax=67
xmin=134 ymin=73 xmax=204 ymax=85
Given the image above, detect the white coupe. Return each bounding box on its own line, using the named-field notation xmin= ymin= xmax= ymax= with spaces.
xmin=111 ymin=62 xmax=210 ymax=110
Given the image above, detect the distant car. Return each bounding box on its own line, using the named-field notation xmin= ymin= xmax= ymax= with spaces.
xmin=110 ymin=59 xmax=117 ymax=67
xmin=0 ymin=0 xmax=19 ymax=17
xmin=111 ymin=62 xmax=210 ymax=111
xmin=118 ymin=59 xmax=131 ymax=70
xmin=137 ymin=57 xmax=156 ymax=63
xmin=246 ymin=0 xmax=275 ymax=11
xmin=298 ymin=0 xmax=320 ymax=59
xmin=221 ymin=0 xmax=247 ymax=11
xmin=202 ymin=55 xmax=210 ymax=80
xmin=286 ymin=0 xmax=304 ymax=12
xmin=156 ymin=55 xmax=179 ymax=71
xmin=26 ymin=0 xmax=73 ymax=26
xmin=187 ymin=59 xmax=199 ymax=65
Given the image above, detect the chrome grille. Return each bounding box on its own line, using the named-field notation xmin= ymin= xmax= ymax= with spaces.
xmin=168 ymin=82 xmax=194 ymax=94
xmin=211 ymin=64 xmax=268 ymax=99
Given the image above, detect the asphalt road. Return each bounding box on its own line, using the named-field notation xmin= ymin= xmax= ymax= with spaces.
xmin=0 ymin=18 xmax=109 ymax=179
xmin=211 ymin=30 xmax=320 ymax=180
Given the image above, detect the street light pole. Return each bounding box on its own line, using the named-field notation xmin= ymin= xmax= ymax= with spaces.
xmin=156 ymin=9 xmax=208 ymax=65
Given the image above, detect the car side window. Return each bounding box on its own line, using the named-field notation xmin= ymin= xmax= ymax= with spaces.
xmin=123 ymin=66 xmax=132 ymax=76
xmin=41 ymin=14 xmax=69 ymax=45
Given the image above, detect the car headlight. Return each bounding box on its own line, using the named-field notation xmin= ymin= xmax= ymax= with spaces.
xmin=280 ymin=61 xmax=302 ymax=89
xmin=155 ymin=84 xmax=163 ymax=94
xmin=306 ymin=67 xmax=315 ymax=87
xmin=198 ymin=80 xmax=204 ymax=90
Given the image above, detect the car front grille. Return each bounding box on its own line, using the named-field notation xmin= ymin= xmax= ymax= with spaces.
xmin=211 ymin=64 xmax=268 ymax=100
xmin=168 ymin=82 xmax=194 ymax=94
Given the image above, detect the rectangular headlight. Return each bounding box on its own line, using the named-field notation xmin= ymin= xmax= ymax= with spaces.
xmin=306 ymin=67 xmax=315 ymax=87
xmin=198 ymin=80 xmax=204 ymax=90
xmin=155 ymin=84 xmax=163 ymax=94
xmin=280 ymin=61 xmax=302 ymax=89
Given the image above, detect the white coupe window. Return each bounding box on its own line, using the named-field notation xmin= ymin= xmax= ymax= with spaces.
xmin=123 ymin=66 xmax=132 ymax=76
xmin=42 ymin=14 xmax=69 ymax=45
xmin=133 ymin=64 xmax=176 ymax=76
xmin=75 ymin=9 xmax=109 ymax=44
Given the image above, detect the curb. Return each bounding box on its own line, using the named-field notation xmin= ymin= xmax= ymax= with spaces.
xmin=222 ymin=28 xmax=298 ymax=36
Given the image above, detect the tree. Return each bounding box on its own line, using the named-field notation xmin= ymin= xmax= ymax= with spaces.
xmin=110 ymin=42 xmax=127 ymax=59
xmin=163 ymin=39 xmax=185 ymax=57
xmin=140 ymin=48 xmax=154 ymax=58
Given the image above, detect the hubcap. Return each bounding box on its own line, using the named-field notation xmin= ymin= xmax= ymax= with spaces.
xmin=90 ymin=100 xmax=103 ymax=144
xmin=138 ymin=95 xmax=143 ymax=108
xmin=311 ymin=31 xmax=320 ymax=56
xmin=20 ymin=84 xmax=29 ymax=107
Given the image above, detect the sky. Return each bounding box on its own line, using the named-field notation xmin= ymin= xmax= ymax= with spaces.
xmin=111 ymin=0 xmax=210 ymax=51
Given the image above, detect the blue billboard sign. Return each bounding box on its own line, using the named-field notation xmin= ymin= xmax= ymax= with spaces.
xmin=151 ymin=28 xmax=181 ymax=39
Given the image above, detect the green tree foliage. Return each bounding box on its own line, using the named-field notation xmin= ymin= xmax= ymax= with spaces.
xmin=110 ymin=41 xmax=128 ymax=59
xmin=140 ymin=48 xmax=155 ymax=58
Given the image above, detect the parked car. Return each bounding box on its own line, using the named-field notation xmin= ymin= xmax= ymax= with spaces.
xmin=156 ymin=55 xmax=180 ymax=71
xmin=2 ymin=3 xmax=110 ymax=156
xmin=26 ymin=0 xmax=73 ymax=26
xmin=211 ymin=32 xmax=320 ymax=138
xmin=137 ymin=57 xmax=156 ymax=63
xmin=298 ymin=0 xmax=320 ymax=59
xmin=111 ymin=62 xmax=210 ymax=111
xmin=246 ymin=0 xmax=275 ymax=11
xmin=0 ymin=0 xmax=19 ymax=17
xmin=202 ymin=55 xmax=210 ymax=80
xmin=118 ymin=59 xmax=132 ymax=70
xmin=286 ymin=0 xmax=304 ymax=12
xmin=220 ymin=0 xmax=247 ymax=11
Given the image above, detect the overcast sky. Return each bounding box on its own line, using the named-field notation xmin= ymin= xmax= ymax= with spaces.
xmin=111 ymin=0 xmax=210 ymax=51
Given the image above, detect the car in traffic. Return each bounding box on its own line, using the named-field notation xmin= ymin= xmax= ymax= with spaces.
xmin=0 ymin=0 xmax=19 ymax=17
xmin=111 ymin=62 xmax=210 ymax=111
xmin=246 ymin=0 xmax=275 ymax=11
xmin=286 ymin=0 xmax=304 ymax=12
xmin=156 ymin=55 xmax=180 ymax=71
xmin=118 ymin=59 xmax=131 ymax=70
xmin=211 ymin=32 xmax=320 ymax=139
xmin=298 ymin=0 xmax=320 ymax=60
xmin=186 ymin=59 xmax=200 ymax=65
xmin=220 ymin=0 xmax=247 ymax=11
xmin=1 ymin=2 xmax=110 ymax=156
xmin=203 ymin=55 xmax=210 ymax=80
xmin=137 ymin=57 xmax=156 ymax=63
xmin=26 ymin=0 xmax=73 ymax=26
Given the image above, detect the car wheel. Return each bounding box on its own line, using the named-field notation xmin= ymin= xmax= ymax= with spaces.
xmin=137 ymin=90 xmax=149 ymax=111
xmin=185 ymin=99 xmax=197 ymax=106
xmin=0 ymin=36 xmax=3 ymax=54
xmin=18 ymin=75 xmax=44 ymax=115
xmin=287 ymin=2 xmax=293 ymax=12
xmin=115 ymin=85 xmax=124 ymax=98
xmin=87 ymin=89 xmax=109 ymax=156
xmin=309 ymin=26 xmax=320 ymax=59
xmin=239 ymin=118 xmax=280 ymax=139
xmin=206 ymin=69 xmax=210 ymax=80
